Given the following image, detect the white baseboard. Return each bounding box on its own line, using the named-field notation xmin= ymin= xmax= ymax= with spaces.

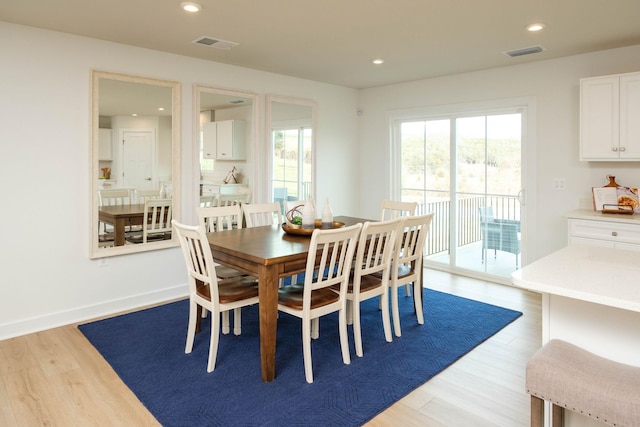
xmin=0 ymin=283 xmax=188 ymax=340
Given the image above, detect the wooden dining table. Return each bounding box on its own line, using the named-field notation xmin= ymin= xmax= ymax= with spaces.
xmin=98 ymin=204 xmax=146 ymax=246
xmin=206 ymin=215 xmax=368 ymax=382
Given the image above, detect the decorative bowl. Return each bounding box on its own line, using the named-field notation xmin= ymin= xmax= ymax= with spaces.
xmin=282 ymin=219 xmax=345 ymax=236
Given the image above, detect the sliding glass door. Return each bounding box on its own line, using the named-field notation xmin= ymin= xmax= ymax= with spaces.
xmin=394 ymin=108 xmax=524 ymax=280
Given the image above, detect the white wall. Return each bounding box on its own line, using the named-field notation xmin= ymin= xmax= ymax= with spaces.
xmin=357 ymin=45 xmax=640 ymax=263
xmin=0 ymin=22 xmax=358 ymax=339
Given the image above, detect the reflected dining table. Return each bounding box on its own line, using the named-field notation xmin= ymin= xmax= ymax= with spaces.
xmin=206 ymin=215 xmax=367 ymax=382
xmin=98 ymin=204 xmax=146 ymax=246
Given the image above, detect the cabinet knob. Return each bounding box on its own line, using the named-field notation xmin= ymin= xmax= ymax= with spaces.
xmin=612 ymin=231 xmax=618 ymax=237
xmin=612 ymin=147 xmax=618 ymax=152
xmin=620 ymin=146 xmax=626 ymax=152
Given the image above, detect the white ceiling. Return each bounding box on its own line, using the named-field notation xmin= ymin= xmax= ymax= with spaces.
xmin=2 ymin=0 xmax=640 ymax=89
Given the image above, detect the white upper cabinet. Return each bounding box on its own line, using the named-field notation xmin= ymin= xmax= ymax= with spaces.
xmin=202 ymin=120 xmax=246 ymax=160
xmin=98 ymin=128 xmax=112 ymax=161
xmin=580 ymin=71 xmax=640 ymax=161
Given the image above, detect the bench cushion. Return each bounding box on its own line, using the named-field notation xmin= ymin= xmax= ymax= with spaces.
xmin=526 ymin=339 xmax=640 ymax=426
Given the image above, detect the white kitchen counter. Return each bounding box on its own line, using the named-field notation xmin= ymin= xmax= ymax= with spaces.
xmin=513 ymin=244 xmax=640 ymax=426
xmin=512 ymin=244 xmax=640 ymax=313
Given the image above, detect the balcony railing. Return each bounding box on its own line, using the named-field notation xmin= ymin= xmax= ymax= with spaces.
xmin=414 ymin=191 xmax=520 ymax=256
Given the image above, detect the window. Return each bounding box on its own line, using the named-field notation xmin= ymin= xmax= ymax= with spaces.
xmin=271 ymin=125 xmax=313 ymax=211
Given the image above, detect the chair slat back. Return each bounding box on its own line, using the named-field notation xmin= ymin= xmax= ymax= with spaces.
xmin=143 ymin=198 xmax=172 ymax=243
xmin=136 ymin=189 xmax=161 ymax=204
xmin=197 ymin=205 xmax=243 ymax=232
xmin=99 ymin=189 xmax=132 ymax=206
xmin=380 ymin=199 xmax=417 ymax=221
xmin=356 ymin=218 xmax=402 ymax=281
xmin=393 ymin=213 xmax=434 ymax=276
xmin=301 ymin=224 xmax=362 ymax=310
xmin=243 ymin=202 xmax=282 ymax=227
xmin=172 ymin=220 xmax=219 ymax=301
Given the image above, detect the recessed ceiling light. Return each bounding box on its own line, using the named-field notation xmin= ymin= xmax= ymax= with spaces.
xmin=526 ymin=23 xmax=545 ymax=32
xmin=181 ymin=2 xmax=201 ymax=13
xmin=372 ymin=58 xmax=384 ymax=65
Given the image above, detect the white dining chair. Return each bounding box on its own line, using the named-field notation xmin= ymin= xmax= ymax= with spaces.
xmin=242 ymin=202 xmax=282 ymax=227
xmin=344 ymin=217 xmax=402 ymax=357
xmin=172 ymin=220 xmax=259 ymax=373
xmin=135 ymin=188 xmax=161 ymax=204
xmin=98 ymin=188 xmax=134 ymax=239
xmin=126 ymin=198 xmax=173 ymax=244
xmin=197 ymin=204 xmax=249 ymax=281
xmin=277 ymin=223 xmax=362 ymax=383
xmin=387 ymin=213 xmax=434 ymax=337
xmin=380 ymin=199 xmax=417 ymax=221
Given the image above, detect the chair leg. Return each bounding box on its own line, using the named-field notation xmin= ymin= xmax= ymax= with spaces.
xmin=551 ymin=403 xmax=564 ymax=427
xmin=311 ymin=318 xmax=319 ymax=339
xmin=233 ymin=307 xmax=242 ymax=335
xmin=338 ymin=308 xmax=351 ymax=366
xmin=302 ymin=318 xmax=314 ymax=383
xmin=185 ymin=300 xmax=198 ymax=353
xmin=380 ymin=291 xmax=392 ymax=343
xmin=413 ymin=280 xmax=424 ymax=325
xmin=207 ymin=308 xmax=220 ymax=373
xmin=391 ymin=286 xmax=402 ymax=337
xmin=530 ymin=395 xmax=544 ymax=427
xmin=221 ymin=311 xmax=230 ymax=335
xmin=353 ymin=299 xmax=364 ymax=357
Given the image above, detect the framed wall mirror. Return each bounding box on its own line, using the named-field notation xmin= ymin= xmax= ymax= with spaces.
xmin=265 ymin=95 xmax=316 ymax=212
xmin=90 ymin=70 xmax=181 ymax=259
xmin=194 ymin=85 xmax=258 ymax=205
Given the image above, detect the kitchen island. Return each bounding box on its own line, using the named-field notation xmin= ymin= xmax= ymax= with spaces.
xmin=512 ymin=244 xmax=640 ymax=426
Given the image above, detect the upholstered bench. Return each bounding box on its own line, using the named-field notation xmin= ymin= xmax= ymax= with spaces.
xmin=526 ymin=339 xmax=640 ymax=427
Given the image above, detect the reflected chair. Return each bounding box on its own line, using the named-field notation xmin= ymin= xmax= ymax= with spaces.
xmin=216 ymin=190 xmax=251 ymax=207
xmin=380 ymin=199 xmax=417 ymax=221
xmin=242 ymin=202 xmax=282 ymax=227
xmin=98 ymin=188 xmax=133 ymax=241
xmin=197 ymin=204 xmax=249 ymax=282
xmin=344 ymin=218 xmax=401 ymax=357
xmin=479 ymin=206 xmax=521 ymax=268
xmin=172 ymin=220 xmax=259 ymax=373
xmin=277 ymin=223 xmax=362 ymax=383
xmin=199 ymin=195 xmax=216 ymax=207
xmin=135 ymin=188 xmax=161 ymax=204
xmin=387 ymin=213 xmax=434 ymax=337
xmin=126 ymin=198 xmax=172 ymax=244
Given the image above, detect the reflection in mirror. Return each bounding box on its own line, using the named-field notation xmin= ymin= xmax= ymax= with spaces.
xmin=266 ymin=96 xmax=316 ymax=214
xmin=90 ymin=70 xmax=181 ymax=258
xmin=195 ymin=86 xmax=258 ymax=206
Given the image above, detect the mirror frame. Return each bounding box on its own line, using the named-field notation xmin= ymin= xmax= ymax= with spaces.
xmin=194 ymin=84 xmax=260 ymax=199
xmin=265 ymin=95 xmax=317 ymax=202
xmin=90 ymin=70 xmax=181 ymax=259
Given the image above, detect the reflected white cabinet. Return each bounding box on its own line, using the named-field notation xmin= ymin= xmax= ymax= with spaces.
xmin=202 ymin=120 xmax=246 ymax=160
xmin=98 ymin=128 xmax=112 ymax=161
xmin=580 ymin=72 xmax=640 ymax=161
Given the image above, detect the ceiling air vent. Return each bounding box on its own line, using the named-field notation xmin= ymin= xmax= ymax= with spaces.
xmin=504 ymin=45 xmax=544 ymax=58
xmin=192 ymin=36 xmax=239 ymax=50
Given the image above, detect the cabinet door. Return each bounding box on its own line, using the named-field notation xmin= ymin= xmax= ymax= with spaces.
xmin=98 ymin=128 xmax=112 ymax=160
xmin=202 ymin=122 xmax=217 ymax=159
xmin=216 ymin=120 xmax=233 ymax=160
xmin=580 ymin=76 xmax=619 ymax=160
xmin=620 ymin=74 xmax=640 ymax=159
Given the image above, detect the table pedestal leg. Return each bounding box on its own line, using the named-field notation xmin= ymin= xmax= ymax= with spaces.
xmin=259 ymin=264 xmax=279 ymax=382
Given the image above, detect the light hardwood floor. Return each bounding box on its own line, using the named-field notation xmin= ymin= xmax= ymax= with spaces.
xmin=0 ymin=269 xmax=541 ymax=426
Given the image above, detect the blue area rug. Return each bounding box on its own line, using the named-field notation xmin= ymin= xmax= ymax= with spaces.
xmin=79 ymin=289 xmax=522 ymax=426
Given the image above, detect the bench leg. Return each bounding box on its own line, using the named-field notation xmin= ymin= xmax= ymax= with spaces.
xmin=551 ymin=403 xmax=564 ymax=427
xmin=531 ymin=395 xmax=544 ymax=427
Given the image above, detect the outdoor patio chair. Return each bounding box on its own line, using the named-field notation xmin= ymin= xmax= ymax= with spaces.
xmin=479 ymin=207 xmax=521 ymax=268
